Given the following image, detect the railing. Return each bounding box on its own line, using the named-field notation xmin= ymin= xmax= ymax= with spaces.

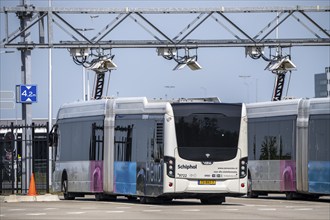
xmin=0 ymin=122 xmax=49 ymax=195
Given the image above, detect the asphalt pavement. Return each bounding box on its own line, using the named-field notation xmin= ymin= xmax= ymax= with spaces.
xmin=0 ymin=194 xmax=329 ymax=220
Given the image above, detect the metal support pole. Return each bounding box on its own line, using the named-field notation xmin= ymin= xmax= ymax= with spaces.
xmin=10 ymin=123 xmax=15 ymax=194
xmin=83 ymin=66 xmax=86 ymax=101
xmin=31 ymin=123 xmax=35 ymax=175
xmin=46 ymin=122 xmax=50 ymax=193
xmin=19 ymin=0 xmax=33 ymax=194
xmin=48 ymin=0 xmax=53 ymax=190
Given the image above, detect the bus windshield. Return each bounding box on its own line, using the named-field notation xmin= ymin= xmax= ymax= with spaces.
xmin=172 ymin=103 xmax=242 ymax=162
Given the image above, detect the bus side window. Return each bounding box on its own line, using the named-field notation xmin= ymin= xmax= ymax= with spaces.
xmin=114 ymin=124 xmax=133 ymax=162
xmin=89 ymin=123 xmax=104 ymax=161
xmin=153 ymin=122 xmax=164 ymax=163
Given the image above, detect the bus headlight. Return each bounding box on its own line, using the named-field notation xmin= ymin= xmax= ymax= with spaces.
xmin=165 ymin=156 xmax=175 ymax=178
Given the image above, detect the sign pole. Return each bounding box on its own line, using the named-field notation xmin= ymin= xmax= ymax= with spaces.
xmin=48 ymin=0 xmax=53 ymax=191
xmin=19 ymin=0 xmax=33 ymax=194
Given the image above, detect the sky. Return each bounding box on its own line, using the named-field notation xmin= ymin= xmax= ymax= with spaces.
xmin=0 ymin=0 xmax=329 ymax=120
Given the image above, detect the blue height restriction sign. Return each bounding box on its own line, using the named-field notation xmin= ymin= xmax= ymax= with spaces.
xmin=16 ymin=84 xmax=38 ymax=103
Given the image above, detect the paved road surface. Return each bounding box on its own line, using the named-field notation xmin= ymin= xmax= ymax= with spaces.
xmin=0 ymin=195 xmax=329 ymax=220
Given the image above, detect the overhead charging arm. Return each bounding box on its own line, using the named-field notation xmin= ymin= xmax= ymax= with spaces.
xmin=94 ymin=71 xmax=106 ymax=100
xmin=272 ymin=73 xmax=286 ymax=101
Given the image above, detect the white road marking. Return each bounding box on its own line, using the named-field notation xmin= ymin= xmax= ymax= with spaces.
xmin=106 ymin=210 xmax=125 ymax=213
xmin=182 ymin=209 xmax=200 ymax=212
xmin=26 ymin=213 xmax=47 ymax=216
xmin=9 ymin=209 xmax=26 ymax=211
xmin=80 ymin=206 xmax=98 ymax=210
xmin=115 ymin=206 xmax=132 ymax=209
xmin=44 ymin=207 xmax=57 ymax=210
xmin=0 ymin=214 xmax=5 ymax=217
xmin=222 ymin=209 xmax=239 ymax=211
xmin=257 ymin=208 xmax=277 ymax=211
xmin=66 ymin=212 xmax=86 ymax=215
xmin=295 ymin=208 xmax=313 ymax=211
xmin=142 ymin=209 xmax=162 ymax=212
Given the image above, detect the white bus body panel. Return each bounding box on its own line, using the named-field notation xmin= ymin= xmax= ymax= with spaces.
xmin=53 ymin=161 xmax=91 ymax=192
xmin=164 ymin=103 xmax=248 ymax=195
xmin=53 ymin=97 xmax=248 ymax=199
xmin=247 ymin=99 xmax=301 ymax=193
xmin=247 ymin=98 xmax=330 ymax=196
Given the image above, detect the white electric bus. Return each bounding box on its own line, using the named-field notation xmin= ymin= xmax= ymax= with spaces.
xmin=246 ymin=98 xmax=330 ymax=199
xmin=51 ymin=97 xmax=248 ymax=204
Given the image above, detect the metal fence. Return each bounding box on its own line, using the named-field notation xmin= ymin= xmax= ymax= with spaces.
xmin=0 ymin=122 xmax=50 ymax=195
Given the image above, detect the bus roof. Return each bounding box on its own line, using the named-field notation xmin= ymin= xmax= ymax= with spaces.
xmin=56 ymin=97 xmax=170 ymax=120
xmin=308 ymin=97 xmax=330 ymax=115
xmin=246 ymin=98 xmax=302 ymax=118
xmin=57 ymin=99 xmax=110 ymax=119
xmin=246 ymin=98 xmax=330 ymax=119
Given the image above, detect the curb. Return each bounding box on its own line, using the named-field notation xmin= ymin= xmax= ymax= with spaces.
xmin=3 ymin=194 xmax=60 ymax=203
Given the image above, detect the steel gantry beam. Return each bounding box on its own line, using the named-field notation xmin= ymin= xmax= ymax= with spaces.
xmin=1 ymin=5 xmax=329 ymax=49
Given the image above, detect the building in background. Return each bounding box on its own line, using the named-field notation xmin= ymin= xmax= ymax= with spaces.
xmin=314 ymin=67 xmax=330 ymax=98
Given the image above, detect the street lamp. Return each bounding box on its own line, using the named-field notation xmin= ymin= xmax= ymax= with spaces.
xmin=239 ymin=75 xmax=251 ymax=103
xmin=0 ymin=50 xmax=15 ymax=54
xmin=165 ymin=85 xmax=175 ymax=100
xmin=239 ymin=76 xmax=259 ymax=103
xmin=200 ymin=87 xmax=207 ymax=97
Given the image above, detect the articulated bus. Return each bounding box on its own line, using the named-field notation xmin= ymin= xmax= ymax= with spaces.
xmin=246 ymin=98 xmax=330 ymax=199
xmin=51 ymin=97 xmax=248 ymax=204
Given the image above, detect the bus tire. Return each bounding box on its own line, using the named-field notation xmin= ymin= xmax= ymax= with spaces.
xmin=285 ymin=192 xmax=295 ymax=200
xmin=96 ymin=193 xmax=116 ymax=201
xmin=95 ymin=193 xmax=105 ymax=201
xmin=139 ymin=196 xmax=148 ymax=204
xmin=200 ymin=197 xmax=225 ymax=205
xmin=140 ymin=197 xmax=164 ymax=204
xmin=62 ymin=178 xmax=75 ymax=200
xmin=126 ymin=195 xmax=137 ymax=201
xmin=162 ymin=198 xmax=173 ymax=203
xmin=247 ymin=173 xmax=258 ymax=198
xmin=306 ymin=194 xmax=320 ymax=200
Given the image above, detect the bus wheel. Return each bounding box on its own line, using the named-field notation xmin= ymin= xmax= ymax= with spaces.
xmin=200 ymin=197 xmax=225 ymax=205
xmin=305 ymin=194 xmax=320 ymax=200
xmin=139 ymin=196 xmax=148 ymax=204
xmin=247 ymin=175 xmax=258 ymax=198
xmin=162 ymin=198 xmax=173 ymax=203
xmin=62 ymin=179 xmax=75 ymax=200
xmin=140 ymin=197 xmax=164 ymax=204
xmin=95 ymin=194 xmax=105 ymax=201
xmin=285 ymin=192 xmax=295 ymax=200
xmin=126 ymin=196 xmax=137 ymax=201
xmin=95 ymin=194 xmax=117 ymax=201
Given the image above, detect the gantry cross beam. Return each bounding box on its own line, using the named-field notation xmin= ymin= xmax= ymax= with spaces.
xmin=1 ymin=5 xmax=329 ymax=49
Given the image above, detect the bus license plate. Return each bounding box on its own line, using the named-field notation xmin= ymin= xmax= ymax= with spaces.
xmin=198 ymin=180 xmax=216 ymax=185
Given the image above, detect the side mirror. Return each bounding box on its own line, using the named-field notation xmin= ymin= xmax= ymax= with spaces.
xmin=49 ymin=124 xmax=58 ymax=147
